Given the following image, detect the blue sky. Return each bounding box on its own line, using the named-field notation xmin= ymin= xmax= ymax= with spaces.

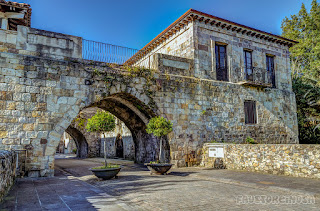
xmin=19 ymin=0 xmax=312 ymax=49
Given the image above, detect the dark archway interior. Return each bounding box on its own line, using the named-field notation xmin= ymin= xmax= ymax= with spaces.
xmin=65 ymin=126 xmax=89 ymax=159
xmin=91 ymin=93 xmax=171 ymax=163
xmin=115 ymin=134 xmax=123 ymax=158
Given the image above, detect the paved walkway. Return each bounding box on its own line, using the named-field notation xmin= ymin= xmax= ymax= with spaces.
xmin=1 ymin=158 xmax=320 ymax=210
xmin=0 ymin=168 xmax=137 ymax=211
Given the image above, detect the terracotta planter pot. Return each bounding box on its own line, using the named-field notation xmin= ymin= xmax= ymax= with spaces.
xmin=90 ymin=167 xmax=121 ymax=180
xmin=145 ymin=163 xmax=173 ymax=175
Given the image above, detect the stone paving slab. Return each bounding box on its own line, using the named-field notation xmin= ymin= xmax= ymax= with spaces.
xmin=0 ymin=168 xmax=138 ymax=211
xmin=180 ymin=167 xmax=320 ymax=197
xmin=56 ymin=159 xmax=320 ymax=210
xmin=2 ymin=158 xmax=320 ymax=211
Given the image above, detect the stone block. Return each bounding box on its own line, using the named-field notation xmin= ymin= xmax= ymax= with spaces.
xmin=57 ymin=96 xmax=68 ymax=104
xmin=21 ymin=93 xmax=31 ymax=102
xmin=6 ymin=101 xmax=16 ymax=110
xmin=26 ymin=86 xmax=40 ymax=94
xmin=0 ymin=131 xmax=8 ymax=138
xmin=23 ymin=123 xmax=34 ymax=131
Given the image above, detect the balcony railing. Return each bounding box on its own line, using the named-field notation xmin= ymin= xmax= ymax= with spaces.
xmin=236 ymin=67 xmax=273 ymax=87
xmin=82 ymin=39 xmax=138 ymax=64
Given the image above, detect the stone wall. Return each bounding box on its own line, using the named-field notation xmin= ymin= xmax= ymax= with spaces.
xmin=0 ymin=23 xmax=299 ymax=176
xmin=201 ymin=143 xmax=320 ymax=179
xmin=0 ymin=25 xmax=82 ymax=60
xmin=135 ymin=22 xmax=194 ymax=69
xmin=156 ymin=54 xmax=298 ymax=168
xmin=0 ymin=150 xmax=16 ymax=202
xmin=0 ymin=49 xmax=162 ymax=176
xmin=0 ymin=50 xmax=299 ymax=174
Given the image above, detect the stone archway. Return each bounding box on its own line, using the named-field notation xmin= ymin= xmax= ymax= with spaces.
xmin=65 ymin=126 xmax=89 ymax=159
xmin=89 ymin=92 xmax=171 ymax=164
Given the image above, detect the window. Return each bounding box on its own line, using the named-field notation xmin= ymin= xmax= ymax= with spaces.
xmin=244 ymin=101 xmax=257 ymax=124
xmin=266 ymin=55 xmax=275 ymax=87
xmin=215 ymin=44 xmax=228 ymax=81
xmin=244 ymin=50 xmax=253 ymax=81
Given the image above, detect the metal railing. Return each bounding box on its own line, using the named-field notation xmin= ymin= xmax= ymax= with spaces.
xmin=82 ymin=39 xmax=138 ymax=64
xmin=237 ymin=67 xmax=273 ymax=87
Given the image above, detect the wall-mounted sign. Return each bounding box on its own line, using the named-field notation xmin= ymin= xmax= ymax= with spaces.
xmin=209 ymin=147 xmax=224 ymax=158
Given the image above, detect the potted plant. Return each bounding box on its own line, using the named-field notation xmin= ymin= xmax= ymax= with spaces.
xmin=145 ymin=116 xmax=173 ymax=175
xmin=86 ymin=110 xmax=121 ymax=180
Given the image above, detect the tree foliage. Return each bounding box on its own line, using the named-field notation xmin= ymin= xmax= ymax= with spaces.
xmin=282 ymin=0 xmax=320 ymax=143
xmin=146 ymin=116 xmax=173 ymax=137
xmin=282 ymin=1 xmax=320 ymax=79
xmin=293 ymin=77 xmax=320 ymax=143
xmin=86 ymin=110 xmax=115 ymax=133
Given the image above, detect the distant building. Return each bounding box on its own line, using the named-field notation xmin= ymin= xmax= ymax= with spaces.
xmin=0 ymin=0 xmax=31 ymax=31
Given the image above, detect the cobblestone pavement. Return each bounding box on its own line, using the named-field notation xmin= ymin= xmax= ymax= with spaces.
xmin=1 ymin=158 xmax=320 ymax=211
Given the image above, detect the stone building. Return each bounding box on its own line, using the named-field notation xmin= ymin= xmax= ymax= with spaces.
xmin=0 ymin=2 xmax=299 ymax=176
xmin=126 ymin=9 xmax=298 ymax=145
xmin=0 ymin=0 xmax=31 ymax=31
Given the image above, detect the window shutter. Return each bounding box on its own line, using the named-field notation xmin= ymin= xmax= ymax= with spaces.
xmin=244 ymin=101 xmax=257 ymax=124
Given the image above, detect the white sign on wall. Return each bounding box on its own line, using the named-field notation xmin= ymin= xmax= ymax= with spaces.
xmin=209 ymin=147 xmax=224 ymax=158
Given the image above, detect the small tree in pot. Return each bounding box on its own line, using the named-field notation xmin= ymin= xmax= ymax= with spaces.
xmin=86 ymin=110 xmax=120 ymax=180
xmin=145 ymin=116 xmax=173 ymax=174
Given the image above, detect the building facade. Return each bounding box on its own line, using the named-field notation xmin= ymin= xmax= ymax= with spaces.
xmin=127 ymin=9 xmax=299 ymax=145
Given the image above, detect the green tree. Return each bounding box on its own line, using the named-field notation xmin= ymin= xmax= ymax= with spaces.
xmin=293 ymin=77 xmax=320 ymax=143
xmin=281 ymin=0 xmax=320 ymax=143
xmin=146 ymin=116 xmax=173 ymax=163
xmin=282 ymin=1 xmax=320 ymax=78
xmin=86 ymin=110 xmax=115 ymax=166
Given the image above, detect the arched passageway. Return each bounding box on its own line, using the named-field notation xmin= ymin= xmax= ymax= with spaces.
xmin=89 ymin=93 xmax=171 ymax=163
xmin=65 ymin=126 xmax=89 ymax=159
xmin=52 ymin=92 xmax=170 ymax=172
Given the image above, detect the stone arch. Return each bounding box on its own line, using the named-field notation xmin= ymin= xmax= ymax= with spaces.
xmin=89 ymin=92 xmax=170 ymax=163
xmin=65 ymin=126 xmax=88 ymax=158
xmin=47 ymin=90 xmax=170 ymax=176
